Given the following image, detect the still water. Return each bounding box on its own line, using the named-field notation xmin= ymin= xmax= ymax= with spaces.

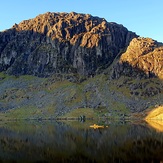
xmin=0 ymin=120 xmax=163 ymax=162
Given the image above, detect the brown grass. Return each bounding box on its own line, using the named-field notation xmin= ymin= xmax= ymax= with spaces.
xmin=145 ymin=106 xmax=163 ymax=132
xmin=145 ymin=106 xmax=163 ymax=120
xmin=146 ymin=120 xmax=163 ymax=132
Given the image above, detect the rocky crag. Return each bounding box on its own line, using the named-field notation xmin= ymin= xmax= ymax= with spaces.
xmin=0 ymin=12 xmax=137 ymax=77
xmin=0 ymin=12 xmax=163 ymax=119
xmin=111 ymin=37 xmax=163 ymax=79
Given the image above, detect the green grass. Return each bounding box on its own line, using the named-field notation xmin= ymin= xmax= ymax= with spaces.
xmin=0 ymin=72 xmax=7 ymax=78
xmin=109 ymin=75 xmax=163 ymax=99
xmin=0 ymin=105 xmax=57 ymax=121
xmin=0 ymin=72 xmax=16 ymax=82
xmin=60 ymin=108 xmax=98 ymax=119
xmin=45 ymin=80 xmax=74 ymax=93
xmin=17 ymin=75 xmax=41 ymax=81
xmin=112 ymin=101 xmax=128 ymax=112
xmin=1 ymin=71 xmax=161 ymax=121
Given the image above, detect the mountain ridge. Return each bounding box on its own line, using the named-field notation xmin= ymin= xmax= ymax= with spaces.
xmin=0 ymin=12 xmax=137 ymax=77
xmin=0 ymin=12 xmax=163 ymax=119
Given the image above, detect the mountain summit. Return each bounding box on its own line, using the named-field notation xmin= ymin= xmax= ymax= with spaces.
xmin=0 ymin=12 xmax=163 ymax=119
xmin=0 ymin=12 xmax=137 ymax=77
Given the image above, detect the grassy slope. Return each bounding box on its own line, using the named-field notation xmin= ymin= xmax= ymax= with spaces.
xmin=0 ymin=73 xmax=130 ymax=120
xmin=0 ymin=72 xmax=163 ymax=121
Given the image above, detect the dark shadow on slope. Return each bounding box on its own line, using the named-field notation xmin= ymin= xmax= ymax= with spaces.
xmin=111 ymin=61 xmax=157 ymax=80
xmin=109 ymin=60 xmax=163 ymax=113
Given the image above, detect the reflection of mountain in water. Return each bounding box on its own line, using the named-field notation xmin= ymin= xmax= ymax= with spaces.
xmin=0 ymin=121 xmax=163 ymax=162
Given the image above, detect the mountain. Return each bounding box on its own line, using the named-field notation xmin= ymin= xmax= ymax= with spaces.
xmin=112 ymin=37 xmax=163 ymax=80
xmin=0 ymin=12 xmax=137 ymax=77
xmin=0 ymin=12 xmax=163 ymax=120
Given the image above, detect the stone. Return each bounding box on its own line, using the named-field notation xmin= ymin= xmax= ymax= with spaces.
xmin=0 ymin=12 xmax=137 ymax=77
xmin=111 ymin=37 xmax=163 ymax=79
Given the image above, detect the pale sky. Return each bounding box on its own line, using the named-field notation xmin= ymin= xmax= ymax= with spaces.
xmin=0 ymin=0 xmax=163 ymax=42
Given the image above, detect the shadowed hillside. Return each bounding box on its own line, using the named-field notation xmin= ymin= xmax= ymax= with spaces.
xmin=0 ymin=12 xmax=163 ymax=119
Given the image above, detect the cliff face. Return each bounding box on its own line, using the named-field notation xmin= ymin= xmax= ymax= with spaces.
xmin=110 ymin=37 xmax=163 ymax=110
xmin=111 ymin=37 xmax=163 ymax=79
xmin=0 ymin=12 xmax=137 ymax=77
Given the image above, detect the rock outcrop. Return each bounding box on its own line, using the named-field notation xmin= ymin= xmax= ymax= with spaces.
xmin=0 ymin=12 xmax=163 ymax=116
xmin=0 ymin=12 xmax=137 ymax=77
xmin=111 ymin=37 xmax=163 ymax=79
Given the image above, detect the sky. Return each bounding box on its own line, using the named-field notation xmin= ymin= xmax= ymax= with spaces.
xmin=0 ymin=0 xmax=163 ymax=42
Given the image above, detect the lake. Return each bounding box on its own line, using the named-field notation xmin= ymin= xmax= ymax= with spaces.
xmin=0 ymin=120 xmax=163 ymax=162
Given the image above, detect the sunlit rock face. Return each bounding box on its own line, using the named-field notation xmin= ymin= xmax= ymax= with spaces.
xmin=0 ymin=12 xmax=137 ymax=77
xmin=111 ymin=37 xmax=163 ymax=79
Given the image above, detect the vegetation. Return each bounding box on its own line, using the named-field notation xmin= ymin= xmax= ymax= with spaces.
xmin=60 ymin=108 xmax=97 ymax=119
xmin=0 ymin=69 xmax=162 ymax=122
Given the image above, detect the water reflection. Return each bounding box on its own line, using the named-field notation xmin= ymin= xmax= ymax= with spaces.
xmin=0 ymin=120 xmax=163 ymax=162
